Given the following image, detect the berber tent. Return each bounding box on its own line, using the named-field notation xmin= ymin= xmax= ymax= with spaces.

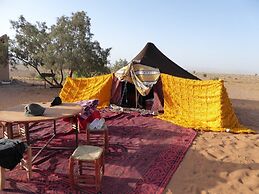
xmin=110 ymin=42 xmax=199 ymax=111
xmin=59 ymin=43 xmax=254 ymax=133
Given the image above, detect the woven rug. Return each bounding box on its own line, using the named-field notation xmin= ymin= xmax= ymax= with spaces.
xmin=2 ymin=109 xmax=197 ymax=194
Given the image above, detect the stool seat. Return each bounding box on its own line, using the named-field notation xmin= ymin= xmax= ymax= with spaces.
xmin=88 ymin=124 xmax=107 ymax=132
xmin=71 ymin=145 xmax=103 ymax=161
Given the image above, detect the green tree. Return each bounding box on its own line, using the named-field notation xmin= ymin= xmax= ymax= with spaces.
xmin=110 ymin=58 xmax=128 ymax=73
xmin=9 ymin=11 xmax=111 ymax=87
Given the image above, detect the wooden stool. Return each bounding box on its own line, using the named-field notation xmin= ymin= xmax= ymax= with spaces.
xmin=69 ymin=145 xmax=104 ymax=193
xmin=86 ymin=124 xmax=109 ymax=152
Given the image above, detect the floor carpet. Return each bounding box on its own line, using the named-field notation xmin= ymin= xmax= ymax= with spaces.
xmin=2 ymin=109 xmax=197 ymax=194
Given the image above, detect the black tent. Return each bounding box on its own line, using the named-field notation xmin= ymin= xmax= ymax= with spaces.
xmin=132 ymin=42 xmax=199 ymax=80
xmin=111 ymin=42 xmax=199 ymax=111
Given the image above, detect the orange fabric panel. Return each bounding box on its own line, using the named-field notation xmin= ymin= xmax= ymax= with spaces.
xmin=157 ymin=74 xmax=254 ymax=133
xmin=59 ymin=74 xmax=113 ymax=108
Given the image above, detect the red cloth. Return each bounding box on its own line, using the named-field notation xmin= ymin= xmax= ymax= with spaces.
xmin=4 ymin=110 xmax=197 ymax=194
xmin=63 ymin=116 xmax=77 ymax=123
xmin=63 ymin=110 xmax=101 ymax=130
xmin=78 ymin=110 xmax=101 ymax=130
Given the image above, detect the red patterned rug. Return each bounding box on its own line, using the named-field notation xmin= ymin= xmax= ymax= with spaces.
xmin=2 ymin=109 xmax=197 ymax=194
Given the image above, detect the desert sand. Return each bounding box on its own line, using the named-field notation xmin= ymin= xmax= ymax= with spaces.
xmin=0 ymin=69 xmax=259 ymax=194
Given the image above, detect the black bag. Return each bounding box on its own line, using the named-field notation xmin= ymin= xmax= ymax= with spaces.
xmin=24 ymin=103 xmax=45 ymax=116
xmin=50 ymin=96 xmax=62 ymax=107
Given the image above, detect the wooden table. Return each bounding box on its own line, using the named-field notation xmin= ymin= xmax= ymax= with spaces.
xmin=0 ymin=102 xmax=82 ymax=168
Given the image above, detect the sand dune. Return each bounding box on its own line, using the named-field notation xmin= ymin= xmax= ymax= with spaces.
xmin=0 ymin=72 xmax=258 ymax=194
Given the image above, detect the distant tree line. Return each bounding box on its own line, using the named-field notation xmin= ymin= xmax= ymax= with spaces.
xmin=8 ymin=11 xmax=126 ymax=87
xmin=110 ymin=58 xmax=128 ymax=73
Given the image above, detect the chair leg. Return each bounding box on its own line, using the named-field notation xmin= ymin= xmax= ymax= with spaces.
xmin=101 ymin=152 xmax=105 ymax=175
xmin=78 ymin=160 xmax=82 ymax=175
xmin=77 ymin=119 xmax=80 ymax=134
xmin=21 ymin=145 xmax=32 ymax=180
xmin=0 ymin=167 xmax=5 ymax=190
xmin=95 ymin=159 xmax=101 ymax=192
xmin=69 ymin=157 xmax=75 ymax=188
xmin=86 ymin=129 xmax=90 ymax=144
xmin=105 ymin=130 xmax=109 ymax=152
xmin=27 ymin=146 xmax=32 ymax=180
xmin=72 ymin=117 xmax=79 ymax=133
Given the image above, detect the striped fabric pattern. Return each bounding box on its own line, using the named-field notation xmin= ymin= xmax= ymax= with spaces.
xmin=115 ymin=63 xmax=160 ymax=96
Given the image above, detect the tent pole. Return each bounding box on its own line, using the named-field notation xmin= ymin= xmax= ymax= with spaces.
xmin=135 ymin=87 xmax=138 ymax=108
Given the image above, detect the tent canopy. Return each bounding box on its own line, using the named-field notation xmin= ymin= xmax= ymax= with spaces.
xmin=132 ymin=42 xmax=199 ymax=80
xmin=110 ymin=42 xmax=198 ymax=110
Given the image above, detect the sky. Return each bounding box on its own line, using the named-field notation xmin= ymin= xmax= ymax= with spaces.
xmin=1 ymin=0 xmax=259 ymax=74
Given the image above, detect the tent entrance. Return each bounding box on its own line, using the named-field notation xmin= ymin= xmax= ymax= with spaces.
xmin=120 ymin=81 xmax=154 ymax=110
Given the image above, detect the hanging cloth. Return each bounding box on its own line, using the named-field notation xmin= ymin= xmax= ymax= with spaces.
xmin=115 ymin=62 xmax=160 ymax=96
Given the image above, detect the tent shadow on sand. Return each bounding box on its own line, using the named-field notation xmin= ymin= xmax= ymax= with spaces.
xmin=166 ymin=149 xmax=259 ymax=194
xmin=231 ymin=99 xmax=259 ymax=132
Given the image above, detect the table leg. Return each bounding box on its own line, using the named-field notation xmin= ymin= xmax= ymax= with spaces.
xmin=53 ymin=120 xmax=56 ymax=135
xmin=75 ymin=119 xmax=78 ymax=147
xmin=24 ymin=123 xmax=30 ymax=145
xmin=27 ymin=146 xmax=32 ymax=180
xmin=6 ymin=123 xmax=13 ymax=139
xmin=0 ymin=167 xmax=5 ymax=190
xmin=28 ymin=116 xmax=79 ymax=164
xmin=71 ymin=117 xmax=79 ymax=147
xmin=22 ymin=123 xmax=32 ymax=179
